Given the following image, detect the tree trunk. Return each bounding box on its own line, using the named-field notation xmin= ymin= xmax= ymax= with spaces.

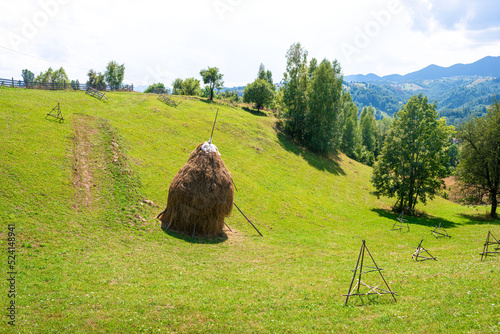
xmin=490 ymin=190 xmax=498 ymax=218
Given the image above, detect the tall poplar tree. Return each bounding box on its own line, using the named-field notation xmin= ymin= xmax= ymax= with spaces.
xmin=282 ymin=43 xmax=309 ymax=141
xmin=305 ymin=59 xmax=343 ymax=154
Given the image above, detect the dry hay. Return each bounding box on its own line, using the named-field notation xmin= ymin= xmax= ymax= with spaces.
xmin=158 ymin=142 xmax=234 ymax=237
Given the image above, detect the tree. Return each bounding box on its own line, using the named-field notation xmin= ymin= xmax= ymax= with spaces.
xmin=243 ymin=79 xmax=275 ymax=112
xmin=35 ymin=67 xmax=53 ymax=83
xmin=257 ymin=63 xmax=274 ymax=86
xmin=200 ymin=67 xmax=224 ymax=101
xmin=371 ymin=94 xmax=453 ymax=212
xmin=87 ymin=69 xmax=105 ymax=89
xmin=341 ymin=94 xmax=361 ymax=159
xmin=282 ymin=42 xmax=309 ymax=141
xmin=34 ymin=67 xmax=68 ymax=84
xmin=181 ymin=77 xmax=201 ymax=96
xmin=104 ymin=60 xmax=125 ymax=90
xmin=281 ymin=43 xmax=344 ymax=155
xmin=304 ymin=58 xmax=343 ymax=154
xmin=21 ymin=69 xmax=34 ymax=85
xmin=456 ymin=99 xmax=500 ymax=218
xmin=144 ymin=82 xmax=167 ymax=94
xmin=172 ymin=78 xmax=183 ymax=95
xmin=359 ymin=106 xmax=377 ymax=165
xmin=52 ymin=67 xmax=69 ymax=84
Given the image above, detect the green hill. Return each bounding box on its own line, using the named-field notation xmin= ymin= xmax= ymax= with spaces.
xmin=1 ymin=88 xmax=499 ymax=333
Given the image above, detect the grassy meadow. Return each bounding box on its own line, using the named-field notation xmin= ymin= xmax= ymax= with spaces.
xmin=0 ymin=87 xmax=499 ymax=333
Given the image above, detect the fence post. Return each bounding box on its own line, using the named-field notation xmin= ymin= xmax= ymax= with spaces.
xmin=12 ymin=77 xmax=14 ymax=87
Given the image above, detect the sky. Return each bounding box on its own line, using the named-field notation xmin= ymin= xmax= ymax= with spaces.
xmin=1 ymin=0 xmax=499 ymax=88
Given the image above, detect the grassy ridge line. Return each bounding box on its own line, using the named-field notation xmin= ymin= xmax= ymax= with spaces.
xmin=0 ymin=87 xmax=499 ymax=333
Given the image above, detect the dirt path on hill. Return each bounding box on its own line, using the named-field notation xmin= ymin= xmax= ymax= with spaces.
xmin=72 ymin=115 xmax=100 ymax=211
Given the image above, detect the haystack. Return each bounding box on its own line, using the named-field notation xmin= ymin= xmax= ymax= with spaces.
xmin=158 ymin=142 xmax=234 ymax=237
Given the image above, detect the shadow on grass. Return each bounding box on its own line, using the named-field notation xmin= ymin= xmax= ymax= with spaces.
xmin=371 ymin=208 xmax=458 ymax=229
xmin=242 ymin=107 xmax=267 ymax=117
xmin=458 ymin=213 xmax=500 ymax=225
xmin=344 ymin=294 xmax=398 ymax=307
xmin=200 ymin=99 xmax=217 ymax=105
xmin=276 ymin=131 xmax=345 ymax=175
xmin=161 ymin=228 xmax=228 ymax=244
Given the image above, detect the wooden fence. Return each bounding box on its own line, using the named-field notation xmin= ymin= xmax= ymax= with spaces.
xmin=0 ymin=77 xmax=133 ymax=92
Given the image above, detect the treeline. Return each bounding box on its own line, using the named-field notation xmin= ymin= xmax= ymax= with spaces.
xmin=18 ymin=60 xmax=128 ymax=91
xmin=277 ymin=43 xmax=391 ymax=163
xmin=346 ymin=76 xmax=500 ymax=126
xmin=346 ymin=83 xmax=406 ymax=118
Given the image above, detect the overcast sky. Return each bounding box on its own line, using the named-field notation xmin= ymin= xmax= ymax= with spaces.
xmin=1 ymin=0 xmax=499 ymax=88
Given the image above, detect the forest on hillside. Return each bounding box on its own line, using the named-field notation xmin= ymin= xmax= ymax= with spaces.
xmin=346 ymin=76 xmax=500 ymax=124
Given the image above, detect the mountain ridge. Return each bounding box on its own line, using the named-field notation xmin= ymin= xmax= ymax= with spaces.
xmin=345 ymin=56 xmax=500 ymax=82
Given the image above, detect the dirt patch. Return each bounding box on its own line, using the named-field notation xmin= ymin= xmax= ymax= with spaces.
xmin=72 ymin=115 xmax=101 ymax=211
xmin=443 ymin=176 xmax=463 ymax=203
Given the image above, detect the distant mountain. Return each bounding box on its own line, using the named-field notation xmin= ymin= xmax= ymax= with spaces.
xmin=345 ymin=56 xmax=500 ymax=82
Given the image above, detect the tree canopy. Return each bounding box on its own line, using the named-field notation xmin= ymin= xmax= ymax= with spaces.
xmin=243 ymin=79 xmax=275 ymax=112
xmin=87 ymin=69 xmax=105 ymax=89
xmin=200 ymin=67 xmax=224 ymax=101
xmin=35 ymin=67 xmax=69 ymax=84
xmin=144 ymin=82 xmax=168 ymax=94
xmin=304 ymin=58 xmax=343 ymax=154
xmin=456 ymin=98 xmax=500 ymax=218
xmin=22 ymin=69 xmax=34 ymax=83
xmin=371 ymin=94 xmax=453 ymax=212
xmin=281 ymin=43 xmax=343 ymax=155
xmin=104 ymin=61 xmax=125 ymax=90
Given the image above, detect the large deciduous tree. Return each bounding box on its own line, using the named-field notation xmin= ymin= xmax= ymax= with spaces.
xmin=87 ymin=69 xmax=106 ymax=90
xmin=104 ymin=61 xmax=125 ymax=90
xmin=243 ymin=78 xmax=275 ymax=112
xmin=456 ymin=99 xmax=500 ymax=218
xmin=181 ymin=77 xmax=201 ymax=96
xmin=200 ymin=67 xmax=224 ymax=101
xmin=371 ymin=94 xmax=453 ymax=213
xmin=144 ymin=82 xmax=167 ymax=94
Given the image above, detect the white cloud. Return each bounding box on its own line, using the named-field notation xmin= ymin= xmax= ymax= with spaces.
xmin=0 ymin=0 xmax=499 ymax=86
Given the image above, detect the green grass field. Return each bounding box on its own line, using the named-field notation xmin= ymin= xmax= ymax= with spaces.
xmin=1 ymin=87 xmax=499 ymax=333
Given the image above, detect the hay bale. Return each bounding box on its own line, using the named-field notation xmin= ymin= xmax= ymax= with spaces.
xmin=158 ymin=142 xmax=234 ymax=237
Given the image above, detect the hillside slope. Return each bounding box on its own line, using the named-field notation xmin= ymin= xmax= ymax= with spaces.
xmin=0 ymin=88 xmax=498 ymax=333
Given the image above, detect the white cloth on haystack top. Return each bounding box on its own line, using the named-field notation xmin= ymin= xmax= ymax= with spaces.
xmin=201 ymin=141 xmax=220 ymax=155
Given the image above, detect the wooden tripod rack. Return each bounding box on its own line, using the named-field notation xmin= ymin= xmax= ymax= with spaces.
xmin=431 ymin=223 xmax=451 ymax=238
xmin=412 ymin=239 xmax=437 ymax=261
xmin=45 ymin=102 xmax=64 ymax=122
xmin=344 ymin=240 xmax=397 ymax=305
xmin=391 ymin=211 xmax=409 ymax=232
xmin=480 ymin=231 xmax=500 ymax=261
